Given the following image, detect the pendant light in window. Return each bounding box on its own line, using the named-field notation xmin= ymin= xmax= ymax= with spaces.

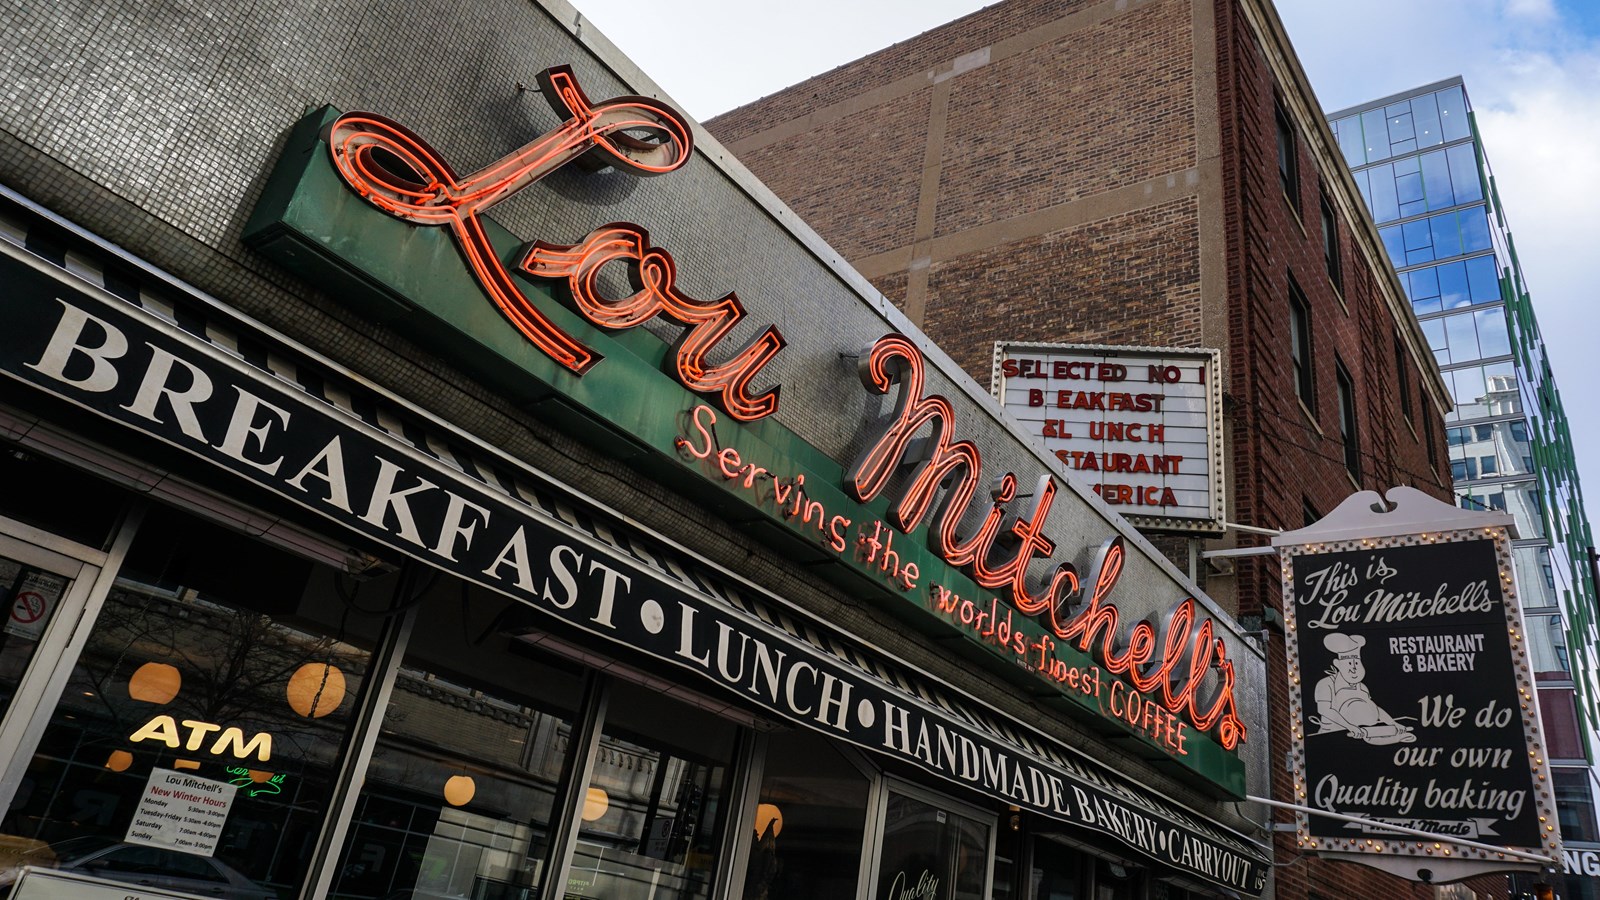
xmin=754 ymin=803 xmax=783 ymax=838
xmin=443 ymin=774 xmax=476 ymax=807
xmin=582 ymin=787 xmax=609 ymax=822
xmin=127 ymin=662 xmax=181 ymax=704
xmin=104 ymin=750 xmax=133 ymax=772
xmin=286 ymin=662 xmax=346 ymax=718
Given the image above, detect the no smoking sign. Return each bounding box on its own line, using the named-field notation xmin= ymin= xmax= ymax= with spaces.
xmin=5 ymin=572 xmax=61 ymax=640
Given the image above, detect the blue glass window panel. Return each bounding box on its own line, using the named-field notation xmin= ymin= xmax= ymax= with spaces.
xmin=1453 ymin=365 xmax=1487 ymax=404
xmin=1413 ymin=294 xmax=1444 ymax=316
xmin=1436 ymin=260 xmax=1470 ymax=307
xmin=1391 ymin=138 xmax=1418 ymax=155
xmin=1422 ymin=318 xmax=1448 ymax=363
xmin=1336 ymin=115 xmax=1366 ymax=166
xmin=1380 ymin=224 xmax=1406 ymax=264
xmin=1438 ymin=86 xmax=1470 ymax=142
xmin=1465 ymin=256 xmax=1499 ymax=302
xmin=1475 ymin=308 xmax=1511 ymax=357
xmin=1398 ymin=187 xmax=1427 ymax=219
xmin=1446 ymin=144 xmax=1482 ymax=202
xmin=1413 ymin=93 xmax=1443 ymax=146
xmin=1420 ymin=150 xmax=1454 ymax=210
xmin=1459 ymin=208 xmax=1491 ymax=253
xmin=1404 ymin=219 xmax=1436 ymax=265
xmin=1430 ymin=211 xmax=1462 ymax=260
xmin=1393 ymin=155 xmax=1420 ymax=176
xmin=1445 ymin=311 xmax=1479 ymax=361
xmin=1352 ymin=168 xmax=1374 ymax=211
xmin=1387 ymin=105 xmax=1416 ymax=141
xmin=1408 ymin=262 xmax=1446 ymax=297
xmin=1367 ymin=163 xmax=1399 ymax=222
xmin=1362 ymin=109 xmax=1391 ymax=163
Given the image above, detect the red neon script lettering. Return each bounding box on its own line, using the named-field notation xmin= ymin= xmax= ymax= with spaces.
xmin=525 ymin=225 xmax=784 ymax=421
xmin=326 ymin=66 xmax=690 ymax=376
xmin=847 ymin=334 xmax=1246 ymax=750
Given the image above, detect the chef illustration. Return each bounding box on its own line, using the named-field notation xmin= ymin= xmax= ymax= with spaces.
xmin=1312 ymin=633 xmax=1415 ymax=744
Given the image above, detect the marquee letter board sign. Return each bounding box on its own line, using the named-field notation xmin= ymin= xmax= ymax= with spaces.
xmin=1272 ymin=487 xmax=1560 ymax=881
xmin=991 ymin=343 xmax=1223 ymax=533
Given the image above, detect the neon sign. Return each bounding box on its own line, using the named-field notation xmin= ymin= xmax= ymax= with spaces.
xmin=327 ymin=66 xmax=784 ymax=421
xmin=849 ymin=335 xmax=1245 ymax=750
xmin=248 ymin=73 xmax=1251 ymax=786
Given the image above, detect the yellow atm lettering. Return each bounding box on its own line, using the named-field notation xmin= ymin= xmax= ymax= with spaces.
xmin=129 ymin=715 xmax=273 ymax=762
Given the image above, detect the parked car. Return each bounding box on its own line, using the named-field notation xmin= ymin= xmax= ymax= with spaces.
xmin=0 ymin=836 xmax=276 ymax=899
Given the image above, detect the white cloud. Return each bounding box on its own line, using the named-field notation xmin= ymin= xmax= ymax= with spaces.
xmin=1504 ymin=0 xmax=1557 ymax=21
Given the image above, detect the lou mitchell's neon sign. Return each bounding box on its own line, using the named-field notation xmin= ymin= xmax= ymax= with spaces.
xmin=328 ymin=68 xmax=1242 ymax=754
xmin=852 ymin=335 xmax=1242 ymax=749
xmin=327 ymin=66 xmax=784 ymax=421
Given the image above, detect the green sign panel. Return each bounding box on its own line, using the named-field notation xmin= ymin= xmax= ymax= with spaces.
xmin=244 ymin=106 xmax=1245 ymax=796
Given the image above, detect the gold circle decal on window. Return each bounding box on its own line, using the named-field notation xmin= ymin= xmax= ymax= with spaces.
xmin=128 ymin=662 xmax=182 ymax=704
xmin=286 ymin=663 xmax=346 ymax=718
xmin=443 ymin=774 xmax=476 ymax=807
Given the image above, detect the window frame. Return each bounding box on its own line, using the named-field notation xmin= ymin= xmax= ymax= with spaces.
xmin=1394 ymin=335 xmax=1413 ymax=425
xmin=1288 ymin=275 xmax=1315 ymax=410
xmin=1275 ymin=100 xmax=1301 ymax=213
xmin=1319 ymin=190 xmax=1342 ymax=292
xmin=1336 ymin=359 xmax=1360 ymax=482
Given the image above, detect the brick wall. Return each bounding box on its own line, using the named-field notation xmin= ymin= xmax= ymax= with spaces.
xmin=711 ymin=0 xmax=1489 ymax=895
xmin=1210 ymin=0 xmax=1493 ymax=897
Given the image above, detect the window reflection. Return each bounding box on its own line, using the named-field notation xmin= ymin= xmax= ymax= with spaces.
xmin=1513 ymin=545 xmax=1560 ymax=611
xmin=329 ymin=590 xmax=584 ymax=900
xmin=1444 ymin=363 xmax=1521 ymax=422
xmin=1412 ymin=92 xmax=1443 ymax=146
xmin=874 ymin=792 xmax=989 ymax=900
xmin=742 ymin=729 xmax=868 ymax=900
xmin=1437 ymin=86 xmax=1471 ymax=142
xmin=1555 ymin=769 xmax=1597 ymax=843
xmin=1334 ymin=115 xmax=1365 ymax=167
xmin=1361 ymin=109 xmax=1389 ymax=164
xmin=572 ymin=680 xmax=736 ymax=900
xmin=1030 ymin=833 xmax=1085 ymax=899
xmin=1525 ymin=612 xmax=1569 ymax=676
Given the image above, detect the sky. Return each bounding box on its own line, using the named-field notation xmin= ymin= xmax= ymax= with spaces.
xmin=574 ymin=0 xmax=1600 ymax=537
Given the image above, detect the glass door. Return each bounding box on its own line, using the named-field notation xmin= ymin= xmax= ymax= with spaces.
xmin=0 ymin=517 xmax=114 ymax=872
xmin=0 ymin=523 xmax=106 ymax=735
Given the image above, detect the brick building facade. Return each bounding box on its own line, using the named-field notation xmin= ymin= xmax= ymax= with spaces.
xmin=708 ymin=0 xmax=1494 ymax=896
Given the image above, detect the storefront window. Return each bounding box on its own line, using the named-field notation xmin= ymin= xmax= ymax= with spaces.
xmin=875 ymin=790 xmax=990 ymax=900
xmin=1029 ymin=834 xmax=1086 ymax=900
xmin=329 ymin=590 xmax=585 ymax=900
xmin=1092 ymin=859 xmax=1139 ymax=900
xmin=743 ymin=728 xmax=869 ymax=900
xmin=572 ymin=679 xmax=738 ymax=900
xmin=1555 ymin=767 xmax=1598 ymax=843
xmin=0 ymin=504 xmax=381 ymax=897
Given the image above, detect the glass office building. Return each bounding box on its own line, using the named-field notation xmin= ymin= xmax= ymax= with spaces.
xmin=1331 ymin=77 xmax=1599 ymax=894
